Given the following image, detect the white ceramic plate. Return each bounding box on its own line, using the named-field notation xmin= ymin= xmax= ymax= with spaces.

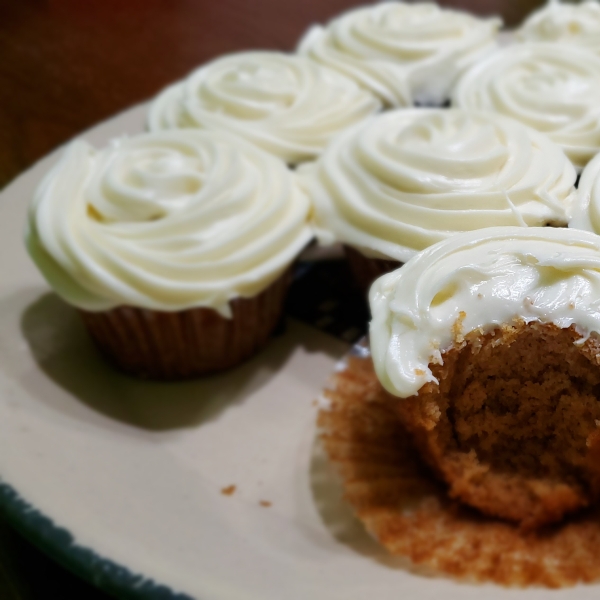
xmin=2 ymin=38 xmax=595 ymax=598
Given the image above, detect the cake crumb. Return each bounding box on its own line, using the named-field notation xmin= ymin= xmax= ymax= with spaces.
xmin=259 ymin=500 xmax=272 ymax=508
xmin=414 ymin=368 xmax=425 ymax=376
xmin=312 ymin=399 xmax=318 ymax=407
xmin=221 ymin=485 xmax=236 ymax=496
xmin=452 ymin=311 xmax=467 ymax=343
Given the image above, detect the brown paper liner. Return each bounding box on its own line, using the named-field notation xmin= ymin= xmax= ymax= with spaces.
xmin=343 ymin=245 xmax=401 ymax=293
xmin=318 ymin=349 xmax=600 ymax=588
xmin=79 ymin=271 xmax=290 ymax=379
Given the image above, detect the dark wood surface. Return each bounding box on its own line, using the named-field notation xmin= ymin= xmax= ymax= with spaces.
xmin=0 ymin=1 xmax=543 ymax=598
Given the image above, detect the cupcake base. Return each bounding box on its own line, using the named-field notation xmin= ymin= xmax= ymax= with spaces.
xmin=343 ymin=245 xmax=401 ymax=293
xmin=319 ymin=345 xmax=600 ymax=587
xmin=79 ymin=271 xmax=290 ymax=379
xmin=397 ymin=321 xmax=600 ymax=530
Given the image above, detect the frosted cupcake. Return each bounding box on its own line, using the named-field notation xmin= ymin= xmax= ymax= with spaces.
xmin=147 ymin=51 xmax=381 ymax=165
xmin=517 ymin=0 xmax=600 ymax=54
xmin=26 ymin=131 xmax=313 ymax=378
xmin=297 ymin=1 xmax=501 ymax=107
xmin=453 ymin=43 xmax=600 ymax=170
xmin=370 ymin=226 xmax=600 ymax=529
xmin=301 ymin=108 xmax=576 ymax=290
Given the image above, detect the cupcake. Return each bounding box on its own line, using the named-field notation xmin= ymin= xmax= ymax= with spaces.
xmin=300 ymin=108 xmax=576 ymax=290
xmin=369 ymin=226 xmax=600 ymax=529
xmin=147 ymin=51 xmax=381 ymax=165
xmin=25 ymin=130 xmax=313 ymax=378
xmin=452 ymin=42 xmax=600 ymax=170
xmin=517 ymin=0 xmax=600 ymax=54
xmin=297 ymin=1 xmax=501 ymax=107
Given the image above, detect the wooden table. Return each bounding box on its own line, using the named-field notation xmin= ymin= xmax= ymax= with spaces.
xmin=0 ymin=0 xmax=543 ymax=597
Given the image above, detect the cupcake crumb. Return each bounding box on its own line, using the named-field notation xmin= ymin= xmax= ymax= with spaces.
xmin=452 ymin=311 xmax=467 ymax=343
xmin=221 ymin=485 xmax=236 ymax=496
xmin=259 ymin=500 xmax=272 ymax=508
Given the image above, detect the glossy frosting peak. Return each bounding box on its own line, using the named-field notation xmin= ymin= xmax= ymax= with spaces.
xmin=301 ymin=109 xmax=575 ymax=262
xmin=297 ymin=1 xmax=501 ymax=106
xmin=147 ymin=51 xmax=381 ymax=164
xmin=370 ymin=227 xmax=600 ymax=398
xmin=518 ymin=0 xmax=600 ymax=54
xmin=26 ymin=131 xmax=312 ymax=316
xmin=453 ymin=42 xmax=600 ymax=169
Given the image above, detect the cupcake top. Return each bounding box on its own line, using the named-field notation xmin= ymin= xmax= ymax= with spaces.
xmin=301 ymin=109 xmax=575 ymax=263
xmin=570 ymin=151 xmax=600 ymax=234
xmin=147 ymin=51 xmax=381 ymax=165
xmin=25 ymin=130 xmax=313 ymax=317
xmin=370 ymin=226 xmax=600 ymax=398
xmin=452 ymin=42 xmax=600 ymax=170
xmin=297 ymin=1 xmax=501 ymax=107
xmin=517 ymin=0 xmax=600 ymax=54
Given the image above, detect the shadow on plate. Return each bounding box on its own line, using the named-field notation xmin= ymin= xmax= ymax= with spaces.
xmin=20 ymin=292 xmax=338 ymax=432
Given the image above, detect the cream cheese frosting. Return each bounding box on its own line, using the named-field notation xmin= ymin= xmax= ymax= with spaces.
xmin=570 ymin=151 xmax=600 ymax=234
xmin=147 ymin=51 xmax=381 ymax=164
xmin=369 ymin=226 xmax=600 ymax=398
xmin=25 ymin=131 xmax=313 ymax=317
xmin=517 ymin=0 xmax=600 ymax=54
xmin=452 ymin=42 xmax=600 ymax=170
xmin=297 ymin=1 xmax=501 ymax=107
xmin=301 ymin=109 xmax=575 ymax=263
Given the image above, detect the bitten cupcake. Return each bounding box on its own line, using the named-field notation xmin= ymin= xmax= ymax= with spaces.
xmin=453 ymin=42 xmax=600 ymax=170
xmin=297 ymin=1 xmax=501 ymax=107
xmin=370 ymin=226 xmax=600 ymax=529
xmin=147 ymin=51 xmax=381 ymax=165
xmin=25 ymin=130 xmax=313 ymax=378
xmin=517 ymin=0 xmax=600 ymax=54
xmin=301 ymin=108 xmax=576 ymax=290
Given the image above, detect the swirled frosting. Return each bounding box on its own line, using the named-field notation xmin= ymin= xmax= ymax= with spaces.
xmin=518 ymin=0 xmax=600 ymax=54
xmin=570 ymin=152 xmax=600 ymax=234
xmin=147 ymin=51 xmax=381 ymax=164
xmin=25 ymin=131 xmax=313 ymax=316
xmin=453 ymin=42 xmax=600 ymax=170
xmin=370 ymin=226 xmax=600 ymax=398
xmin=301 ymin=109 xmax=575 ymax=263
xmin=297 ymin=2 xmax=501 ymax=107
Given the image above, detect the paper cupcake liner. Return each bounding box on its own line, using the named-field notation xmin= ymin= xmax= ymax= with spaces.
xmin=79 ymin=271 xmax=290 ymax=379
xmin=343 ymin=246 xmax=401 ymax=293
xmin=318 ymin=342 xmax=600 ymax=587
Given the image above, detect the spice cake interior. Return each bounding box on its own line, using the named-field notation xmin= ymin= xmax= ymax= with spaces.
xmin=397 ymin=321 xmax=600 ymax=530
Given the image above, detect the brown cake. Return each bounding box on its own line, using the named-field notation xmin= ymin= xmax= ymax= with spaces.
xmin=397 ymin=320 xmax=600 ymax=529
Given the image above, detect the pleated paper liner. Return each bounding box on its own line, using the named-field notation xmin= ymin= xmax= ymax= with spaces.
xmin=318 ymin=340 xmax=600 ymax=588
xmin=79 ymin=270 xmax=290 ymax=379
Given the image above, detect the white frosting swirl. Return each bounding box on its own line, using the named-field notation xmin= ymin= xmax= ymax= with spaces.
xmin=147 ymin=51 xmax=381 ymax=164
xmin=301 ymin=109 xmax=575 ymax=263
xmin=370 ymin=226 xmax=600 ymax=398
xmin=518 ymin=0 xmax=600 ymax=54
xmin=570 ymin=151 xmax=600 ymax=234
xmin=25 ymin=131 xmax=313 ymax=316
xmin=297 ymin=1 xmax=501 ymax=107
xmin=453 ymin=42 xmax=600 ymax=170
